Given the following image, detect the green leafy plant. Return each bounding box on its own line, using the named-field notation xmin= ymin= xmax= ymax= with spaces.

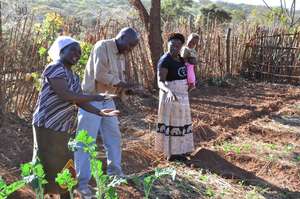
xmin=31 ymin=72 xmax=42 ymax=91
xmin=199 ymin=174 xmax=209 ymax=183
xmin=141 ymin=167 xmax=176 ymax=199
xmin=246 ymin=189 xmax=263 ymax=199
xmin=0 ymin=177 xmax=26 ymax=199
xmin=31 ymin=13 xmax=66 ymax=93
xmin=220 ymin=188 xmax=229 ymax=197
xmin=205 ymin=186 xmax=215 ymax=197
xmin=56 ymin=169 xmax=77 ymax=199
xmin=266 ymin=154 xmax=278 ymax=162
xmin=38 ymin=47 xmax=48 ymax=57
xmin=238 ymin=180 xmax=246 ymax=186
xmin=0 ymin=162 xmax=47 ymax=199
xmin=69 ymin=130 xmax=126 ymax=199
xmin=293 ymin=156 xmax=300 ymax=162
xmin=21 ymin=162 xmax=47 ymax=199
xmin=241 ymin=143 xmax=252 ymax=152
xmin=74 ymin=42 xmax=93 ymax=80
xmin=284 ymin=144 xmax=295 ymax=153
xmin=222 ymin=142 xmax=242 ymax=154
xmin=265 ymin=143 xmax=277 ymax=150
xmin=34 ymin=12 xmax=64 ymax=45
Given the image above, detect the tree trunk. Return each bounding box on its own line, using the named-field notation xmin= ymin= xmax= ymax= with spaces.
xmin=128 ymin=0 xmax=163 ymax=88
xmin=149 ymin=0 xmax=163 ymax=84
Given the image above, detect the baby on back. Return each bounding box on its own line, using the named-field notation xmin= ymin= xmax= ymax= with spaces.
xmin=181 ymin=33 xmax=200 ymax=90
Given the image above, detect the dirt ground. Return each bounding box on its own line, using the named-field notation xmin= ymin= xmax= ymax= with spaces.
xmin=1 ymin=79 xmax=300 ymax=199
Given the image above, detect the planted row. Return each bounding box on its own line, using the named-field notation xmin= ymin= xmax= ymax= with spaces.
xmin=0 ymin=130 xmax=176 ymax=199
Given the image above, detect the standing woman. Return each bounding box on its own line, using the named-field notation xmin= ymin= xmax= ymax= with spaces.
xmin=32 ymin=36 xmax=119 ymax=198
xmin=155 ymin=33 xmax=194 ymax=161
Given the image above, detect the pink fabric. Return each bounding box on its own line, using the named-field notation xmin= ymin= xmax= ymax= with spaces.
xmin=186 ymin=63 xmax=196 ymax=85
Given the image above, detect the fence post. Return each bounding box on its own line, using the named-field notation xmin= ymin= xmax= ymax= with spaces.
xmin=226 ymin=28 xmax=231 ymax=75
xmin=0 ymin=1 xmax=2 ymax=116
xmin=0 ymin=1 xmax=2 ymax=42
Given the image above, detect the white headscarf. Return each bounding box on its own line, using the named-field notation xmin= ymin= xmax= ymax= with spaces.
xmin=48 ymin=36 xmax=79 ymax=61
xmin=187 ymin=33 xmax=200 ymax=44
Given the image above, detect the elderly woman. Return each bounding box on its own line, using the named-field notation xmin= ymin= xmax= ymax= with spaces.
xmin=32 ymin=36 xmax=119 ymax=198
xmin=155 ymin=33 xmax=194 ymax=161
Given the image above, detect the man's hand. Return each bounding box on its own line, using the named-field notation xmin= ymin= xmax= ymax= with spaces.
xmin=114 ymin=81 xmax=137 ymax=95
xmin=99 ymin=109 xmax=120 ymax=117
xmin=114 ymin=81 xmax=133 ymax=89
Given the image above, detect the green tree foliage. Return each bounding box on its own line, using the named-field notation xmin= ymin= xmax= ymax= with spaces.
xmin=74 ymin=42 xmax=93 ymax=80
xmin=231 ymin=9 xmax=246 ymax=23
xmin=266 ymin=7 xmax=288 ymax=26
xmin=200 ymin=4 xmax=232 ymax=26
xmin=248 ymin=8 xmax=261 ymax=24
xmin=34 ymin=12 xmax=64 ymax=45
xmin=6 ymin=0 xmax=298 ymax=26
xmin=161 ymin=0 xmax=194 ymax=21
xmin=30 ymin=0 xmax=134 ymax=22
xmin=248 ymin=7 xmax=290 ymax=27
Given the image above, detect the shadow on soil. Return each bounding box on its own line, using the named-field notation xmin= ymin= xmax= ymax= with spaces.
xmin=186 ymin=148 xmax=300 ymax=199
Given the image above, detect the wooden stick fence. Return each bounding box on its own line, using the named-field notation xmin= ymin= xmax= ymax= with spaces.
xmin=242 ymin=27 xmax=300 ymax=84
xmin=1 ymin=14 xmax=300 ymax=120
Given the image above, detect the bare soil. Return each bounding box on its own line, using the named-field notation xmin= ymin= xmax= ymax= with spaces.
xmin=1 ymin=80 xmax=300 ymax=198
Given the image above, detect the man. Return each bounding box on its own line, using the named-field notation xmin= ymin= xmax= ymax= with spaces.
xmin=74 ymin=27 xmax=139 ymax=197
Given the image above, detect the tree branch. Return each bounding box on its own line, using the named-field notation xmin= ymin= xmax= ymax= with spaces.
xmin=262 ymin=0 xmax=273 ymax=11
xmin=128 ymin=0 xmax=150 ymax=31
xmin=280 ymin=0 xmax=284 ymax=14
xmin=290 ymin=0 xmax=296 ymax=26
xmin=281 ymin=0 xmax=291 ymax=24
xmin=280 ymin=0 xmax=289 ymax=18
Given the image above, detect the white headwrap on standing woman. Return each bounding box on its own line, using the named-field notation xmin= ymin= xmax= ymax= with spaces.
xmin=48 ymin=36 xmax=79 ymax=61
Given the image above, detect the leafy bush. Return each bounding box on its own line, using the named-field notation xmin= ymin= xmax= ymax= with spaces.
xmin=74 ymin=42 xmax=93 ymax=80
xmin=69 ymin=130 xmax=126 ymax=199
xmin=34 ymin=12 xmax=64 ymax=45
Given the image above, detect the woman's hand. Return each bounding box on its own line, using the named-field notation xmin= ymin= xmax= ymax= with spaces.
xmin=94 ymin=93 xmax=117 ymax=101
xmin=99 ymin=109 xmax=120 ymax=117
xmin=100 ymin=92 xmax=118 ymax=100
xmin=165 ymin=90 xmax=177 ymax=103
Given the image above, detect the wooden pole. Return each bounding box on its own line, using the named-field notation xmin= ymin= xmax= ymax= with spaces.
xmin=0 ymin=1 xmax=3 ymax=115
xmin=225 ymin=28 xmax=231 ymax=75
xmin=0 ymin=1 xmax=2 ymax=42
